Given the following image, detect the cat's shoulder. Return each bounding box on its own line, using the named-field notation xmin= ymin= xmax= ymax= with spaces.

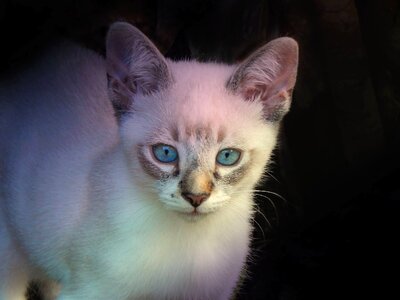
xmin=33 ymin=40 xmax=105 ymax=81
xmin=1 ymin=40 xmax=105 ymax=92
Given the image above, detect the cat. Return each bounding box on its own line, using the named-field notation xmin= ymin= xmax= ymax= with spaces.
xmin=0 ymin=22 xmax=298 ymax=300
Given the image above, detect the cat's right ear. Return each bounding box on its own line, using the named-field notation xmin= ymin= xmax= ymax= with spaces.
xmin=227 ymin=37 xmax=298 ymax=122
xmin=106 ymin=22 xmax=172 ymax=116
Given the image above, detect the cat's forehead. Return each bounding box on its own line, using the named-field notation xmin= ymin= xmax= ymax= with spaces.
xmin=168 ymin=60 xmax=235 ymax=88
xmin=128 ymin=60 xmax=267 ymax=146
xmin=162 ymin=61 xmax=264 ymax=131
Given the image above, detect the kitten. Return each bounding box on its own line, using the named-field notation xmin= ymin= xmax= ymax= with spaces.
xmin=0 ymin=22 xmax=298 ymax=300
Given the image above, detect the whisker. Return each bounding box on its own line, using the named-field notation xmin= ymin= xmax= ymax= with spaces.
xmin=229 ymin=191 xmax=286 ymax=208
xmin=253 ymin=203 xmax=272 ymax=230
xmin=227 ymin=201 xmax=269 ymax=242
xmin=228 ymin=188 xmax=283 ymax=228
xmin=252 ymin=215 xmax=266 ymax=240
xmin=266 ymin=171 xmax=280 ymax=184
xmin=253 ymin=194 xmax=279 ymax=225
xmin=261 ymin=191 xmax=286 ymax=203
xmin=232 ymin=188 xmax=287 ymax=204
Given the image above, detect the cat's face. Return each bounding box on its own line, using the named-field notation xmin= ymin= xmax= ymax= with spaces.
xmin=120 ymin=62 xmax=278 ymax=219
xmin=106 ymin=22 xmax=298 ymax=220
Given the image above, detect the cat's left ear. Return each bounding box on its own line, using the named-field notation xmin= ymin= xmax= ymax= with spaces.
xmin=106 ymin=22 xmax=172 ymax=115
xmin=227 ymin=37 xmax=298 ymax=122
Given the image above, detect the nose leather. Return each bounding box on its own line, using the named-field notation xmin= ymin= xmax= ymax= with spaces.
xmin=181 ymin=192 xmax=210 ymax=208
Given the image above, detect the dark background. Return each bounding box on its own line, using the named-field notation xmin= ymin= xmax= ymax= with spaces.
xmin=1 ymin=0 xmax=399 ymax=299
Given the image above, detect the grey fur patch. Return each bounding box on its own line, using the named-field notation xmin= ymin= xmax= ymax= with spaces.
xmin=221 ymin=161 xmax=252 ymax=185
xmin=179 ymin=160 xmax=199 ymax=192
xmin=217 ymin=128 xmax=226 ymax=143
xmin=195 ymin=126 xmax=212 ymax=140
xmin=183 ymin=125 xmax=215 ymax=143
xmin=264 ymin=104 xmax=287 ymax=122
xmin=137 ymin=146 xmax=170 ymax=180
xmin=171 ymin=126 xmax=179 ymax=142
xmin=213 ymin=171 xmax=221 ymax=180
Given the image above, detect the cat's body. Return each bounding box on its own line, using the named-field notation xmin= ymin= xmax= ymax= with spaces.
xmin=0 ymin=23 xmax=298 ymax=300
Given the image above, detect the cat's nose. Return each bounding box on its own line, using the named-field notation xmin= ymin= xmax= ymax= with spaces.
xmin=181 ymin=192 xmax=210 ymax=208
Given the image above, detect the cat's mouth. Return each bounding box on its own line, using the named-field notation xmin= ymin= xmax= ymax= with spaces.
xmin=189 ymin=208 xmax=202 ymax=216
xmin=176 ymin=208 xmax=210 ymax=221
xmin=185 ymin=208 xmax=202 ymax=216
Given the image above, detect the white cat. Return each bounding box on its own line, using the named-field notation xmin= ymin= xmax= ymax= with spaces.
xmin=0 ymin=22 xmax=298 ymax=300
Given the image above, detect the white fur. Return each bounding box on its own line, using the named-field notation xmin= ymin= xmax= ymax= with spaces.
xmin=0 ymin=27 xmax=296 ymax=299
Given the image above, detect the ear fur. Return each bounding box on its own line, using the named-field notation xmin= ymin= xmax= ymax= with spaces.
xmin=227 ymin=37 xmax=298 ymax=122
xmin=106 ymin=22 xmax=172 ymax=115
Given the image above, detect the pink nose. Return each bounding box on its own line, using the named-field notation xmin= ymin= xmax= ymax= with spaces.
xmin=182 ymin=193 xmax=210 ymax=208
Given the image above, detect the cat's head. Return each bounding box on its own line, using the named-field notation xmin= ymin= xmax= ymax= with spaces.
xmin=106 ymin=22 xmax=298 ymax=220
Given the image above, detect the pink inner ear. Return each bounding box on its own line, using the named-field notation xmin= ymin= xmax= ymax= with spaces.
xmin=241 ymin=79 xmax=293 ymax=121
xmin=243 ymin=86 xmax=263 ymax=101
xmin=242 ymin=81 xmax=286 ymax=103
xmin=109 ymin=76 xmax=136 ymax=97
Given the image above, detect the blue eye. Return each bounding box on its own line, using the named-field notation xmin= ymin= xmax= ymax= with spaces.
xmin=152 ymin=144 xmax=178 ymax=163
xmin=216 ymin=148 xmax=241 ymax=166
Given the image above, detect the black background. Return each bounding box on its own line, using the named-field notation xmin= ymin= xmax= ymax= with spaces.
xmin=1 ymin=0 xmax=399 ymax=299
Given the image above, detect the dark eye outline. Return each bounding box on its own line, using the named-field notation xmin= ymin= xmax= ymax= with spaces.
xmin=216 ymin=148 xmax=242 ymax=166
xmin=151 ymin=144 xmax=179 ymax=164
